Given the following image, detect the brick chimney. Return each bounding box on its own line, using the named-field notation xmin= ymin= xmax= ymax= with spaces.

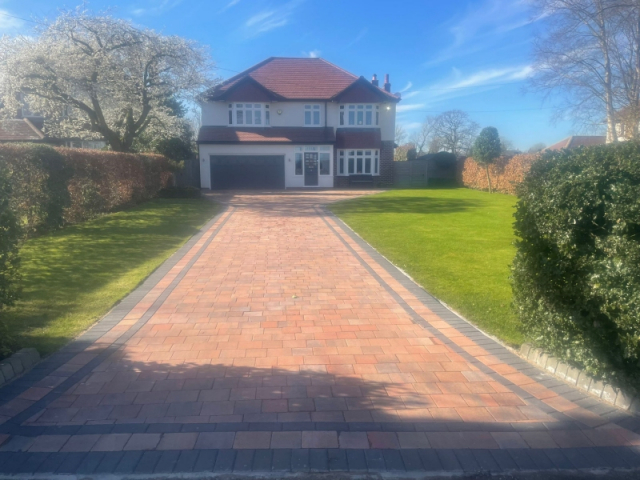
xmin=383 ymin=74 xmax=391 ymax=92
xmin=371 ymin=74 xmax=379 ymax=87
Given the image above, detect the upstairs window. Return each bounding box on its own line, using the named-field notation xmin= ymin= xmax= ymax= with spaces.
xmin=304 ymin=105 xmax=321 ymax=126
xmin=340 ymin=104 xmax=379 ymax=127
xmin=229 ymin=103 xmax=270 ymax=126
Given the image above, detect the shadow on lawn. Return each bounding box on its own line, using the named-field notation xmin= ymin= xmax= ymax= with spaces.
xmin=2 ymin=199 xmax=214 ymax=356
xmin=331 ymin=196 xmax=484 ymax=216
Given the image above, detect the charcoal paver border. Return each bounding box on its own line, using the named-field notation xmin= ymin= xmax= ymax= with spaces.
xmin=0 ymin=205 xmax=232 ymax=433
xmin=324 ymin=208 xmax=640 ymax=434
xmin=2 ymin=196 xmax=640 ymax=476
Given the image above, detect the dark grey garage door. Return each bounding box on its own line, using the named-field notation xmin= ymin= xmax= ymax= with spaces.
xmin=210 ymin=155 xmax=285 ymax=190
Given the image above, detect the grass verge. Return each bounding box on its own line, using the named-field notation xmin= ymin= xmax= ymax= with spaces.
xmin=330 ymin=188 xmax=522 ymax=346
xmin=2 ymin=198 xmax=218 ymax=357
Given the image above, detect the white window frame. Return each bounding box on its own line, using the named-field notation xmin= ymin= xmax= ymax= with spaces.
xmin=339 ymin=104 xmax=379 ymax=127
xmin=337 ymin=149 xmax=379 ymax=175
xmin=295 ymin=146 xmax=332 ymax=176
xmin=304 ymin=104 xmax=322 ymax=126
xmin=228 ymin=103 xmax=270 ymax=126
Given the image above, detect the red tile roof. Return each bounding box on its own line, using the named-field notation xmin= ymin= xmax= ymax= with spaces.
xmin=545 ymin=135 xmax=606 ymax=151
xmin=198 ymin=126 xmax=335 ymax=144
xmin=205 ymin=57 xmax=400 ymax=102
xmin=0 ymin=118 xmax=45 ymax=142
xmin=335 ymin=128 xmax=382 ymax=149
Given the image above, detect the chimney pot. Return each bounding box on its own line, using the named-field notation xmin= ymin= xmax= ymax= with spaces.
xmin=371 ymin=74 xmax=379 ymax=87
xmin=383 ymin=74 xmax=391 ymax=92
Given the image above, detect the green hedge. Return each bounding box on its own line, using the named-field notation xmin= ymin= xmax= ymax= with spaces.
xmin=0 ymin=166 xmax=21 ymax=356
xmin=0 ymin=144 xmax=174 ymax=234
xmin=512 ymin=142 xmax=640 ymax=388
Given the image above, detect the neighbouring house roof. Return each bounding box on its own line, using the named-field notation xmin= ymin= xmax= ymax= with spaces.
xmin=335 ymin=128 xmax=382 ymax=149
xmin=197 ymin=126 xmax=336 ymax=144
xmin=0 ymin=118 xmax=46 ymax=142
xmin=204 ymin=57 xmax=400 ymax=102
xmin=544 ymin=135 xmax=606 ymax=151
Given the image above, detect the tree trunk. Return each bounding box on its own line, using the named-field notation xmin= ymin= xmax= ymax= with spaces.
xmin=485 ymin=164 xmax=493 ymax=194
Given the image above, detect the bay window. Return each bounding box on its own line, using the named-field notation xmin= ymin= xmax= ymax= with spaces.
xmin=339 ymin=104 xmax=379 ymax=127
xmin=338 ymin=149 xmax=379 ymax=175
xmin=229 ymin=103 xmax=270 ymax=126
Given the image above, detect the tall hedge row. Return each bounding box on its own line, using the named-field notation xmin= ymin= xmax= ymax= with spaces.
xmin=512 ymin=142 xmax=640 ymax=388
xmin=0 ymin=144 xmax=174 ymax=234
xmin=462 ymin=154 xmax=538 ymax=195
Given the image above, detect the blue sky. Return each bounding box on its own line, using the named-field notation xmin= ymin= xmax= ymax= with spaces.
xmin=1 ymin=0 xmax=582 ymax=150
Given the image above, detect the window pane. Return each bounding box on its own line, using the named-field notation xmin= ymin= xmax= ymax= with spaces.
xmin=365 ymin=158 xmax=371 ymax=174
xmin=357 ymin=105 xmax=363 ymax=109
xmin=357 ymin=150 xmax=363 ymax=156
xmin=357 ymin=111 xmax=363 ymax=125
xmin=340 ymin=111 xmax=344 ymax=125
xmin=313 ymin=111 xmax=320 ymax=125
xmin=255 ymin=110 xmax=262 ymax=124
xmin=339 ymin=157 xmax=344 ymax=174
xmin=229 ymin=111 xmax=232 ymax=124
xmin=349 ymin=150 xmax=355 ymax=156
xmin=356 ymin=158 xmax=363 ymax=173
xmin=245 ymin=109 xmax=253 ymax=125
xmin=376 ymin=112 xmax=379 ymax=125
xmin=265 ymin=110 xmax=270 ymax=125
xmin=365 ymin=111 xmax=372 ymax=125
xmin=314 ymin=105 xmax=320 ymax=110
xmin=254 ymin=104 xmax=260 ymax=108
xmin=319 ymin=153 xmax=330 ymax=175
xmin=305 ymin=111 xmax=311 ymax=125
xmin=305 ymin=105 xmax=311 ymax=109
xmin=295 ymin=153 xmax=303 ymax=175
xmin=366 ymin=105 xmax=372 ymax=109
xmin=237 ymin=110 xmax=243 ymax=124
xmin=348 ymin=158 xmax=354 ymax=174
xmin=348 ymin=111 xmax=355 ymax=125
xmin=365 ymin=150 xmax=371 ymax=155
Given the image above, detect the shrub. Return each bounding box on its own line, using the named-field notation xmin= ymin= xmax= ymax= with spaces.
xmin=158 ymin=186 xmax=201 ymax=198
xmin=462 ymin=154 xmax=538 ymax=195
xmin=512 ymin=142 xmax=640 ymax=388
xmin=0 ymin=167 xmax=21 ymax=357
xmin=0 ymin=144 xmax=173 ymax=232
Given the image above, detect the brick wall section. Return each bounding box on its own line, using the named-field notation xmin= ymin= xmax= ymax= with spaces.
xmin=377 ymin=140 xmax=394 ymax=187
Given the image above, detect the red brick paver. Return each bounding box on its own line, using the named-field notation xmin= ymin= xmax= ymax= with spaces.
xmin=4 ymin=191 xmax=640 ymax=457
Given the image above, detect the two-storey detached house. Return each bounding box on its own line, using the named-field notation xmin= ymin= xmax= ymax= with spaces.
xmin=197 ymin=57 xmax=400 ymax=189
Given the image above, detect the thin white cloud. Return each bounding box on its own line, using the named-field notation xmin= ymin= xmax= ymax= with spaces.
xmin=220 ymin=0 xmax=241 ymax=13
xmin=399 ymin=81 xmax=413 ymax=93
xmin=346 ymin=28 xmax=367 ymax=48
xmin=0 ymin=9 xmax=24 ymax=32
xmin=131 ymin=0 xmax=183 ymax=16
xmin=446 ymin=65 xmax=533 ymax=89
xmin=244 ymin=0 xmax=303 ymax=38
xmin=397 ymin=104 xmax=426 ymax=113
xmin=425 ymin=0 xmax=539 ymax=66
xmin=303 ymin=49 xmax=321 ymax=58
xmin=402 ymin=91 xmax=421 ymax=100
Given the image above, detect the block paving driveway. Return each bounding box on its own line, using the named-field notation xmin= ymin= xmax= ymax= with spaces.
xmin=1 ymin=190 xmax=640 ymax=478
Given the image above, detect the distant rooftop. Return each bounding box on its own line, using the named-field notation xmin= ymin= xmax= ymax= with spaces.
xmin=544 ymin=135 xmax=606 ymax=151
xmin=0 ymin=118 xmax=45 ymax=142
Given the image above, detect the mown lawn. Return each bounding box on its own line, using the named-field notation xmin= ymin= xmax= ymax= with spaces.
xmin=330 ymin=188 xmax=522 ymax=346
xmin=2 ymin=198 xmax=218 ymax=357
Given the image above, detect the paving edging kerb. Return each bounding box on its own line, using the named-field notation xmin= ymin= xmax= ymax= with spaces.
xmin=520 ymin=343 xmax=640 ymax=414
xmin=0 ymin=349 xmax=40 ymax=388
